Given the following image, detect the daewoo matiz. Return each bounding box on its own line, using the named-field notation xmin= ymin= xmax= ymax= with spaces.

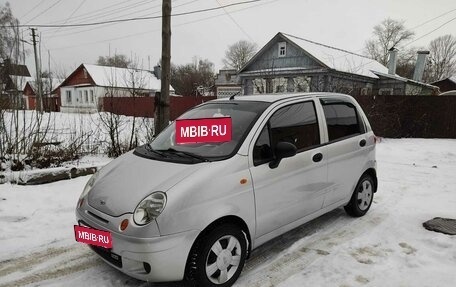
xmin=75 ymin=93 xmax=377 ymax=287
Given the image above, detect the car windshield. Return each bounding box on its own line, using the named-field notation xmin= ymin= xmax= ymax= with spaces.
xmin=149 ymin=101 xmax=269 ymax=160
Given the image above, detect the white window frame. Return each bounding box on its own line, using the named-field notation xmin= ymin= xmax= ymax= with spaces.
xmin=278 ymin=42 xmax=287 ymax=57
xmin=66 ymin=90 xmax=72 ymax=104
xmin=90 ymin=90 xmax=94 ymax=103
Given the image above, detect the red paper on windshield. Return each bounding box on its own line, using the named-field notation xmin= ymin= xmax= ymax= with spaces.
xmin=175 ymin=117 xmax=232 ymax=144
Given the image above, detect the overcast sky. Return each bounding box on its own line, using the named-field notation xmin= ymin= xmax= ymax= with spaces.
xmin=2 ymin=0 xmax=456 ymax=76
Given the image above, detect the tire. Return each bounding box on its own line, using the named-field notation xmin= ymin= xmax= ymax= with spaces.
xmin=344 ymin=174 xmax=376 ymax=217
xmin=186 ymin=224 xmax=247 ymax=287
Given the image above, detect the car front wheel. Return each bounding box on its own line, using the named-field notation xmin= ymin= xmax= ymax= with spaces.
xmin=186 ymin=224 xmax=247 ymax=287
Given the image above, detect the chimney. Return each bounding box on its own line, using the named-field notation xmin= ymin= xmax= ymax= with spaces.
xmin=153 ymin=65 xmax=161 ymax=80
xmin=387 ymin=47 xmax=398 ymax=75
xmin=413 ymin=51 xmax=430 ymax=82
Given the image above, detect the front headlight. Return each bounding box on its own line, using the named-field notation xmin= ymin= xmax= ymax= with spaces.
xmin=133 ymin=192 xmax=167 ymax=226
xmin=79 ymin=171 xmax=99 ymax=200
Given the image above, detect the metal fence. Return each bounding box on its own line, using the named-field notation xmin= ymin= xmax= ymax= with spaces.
xmin=353 ymin=95 xmax=456 ymax=138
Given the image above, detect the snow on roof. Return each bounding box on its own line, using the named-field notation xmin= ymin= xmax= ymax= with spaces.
xmin=9 ymin=76 xmax=34 ymax=91
xmin=282 ymin=33 xmax=389 ymax=79
xmin=449 ymin=76 xmax=456 ymax=84
xmin=27 ymin=78 xmax=65 ymax=92
xmin=83 ymin=64 xmax=174 ymax=92
xmin=372 ymin=71 xmax=438 ymax=89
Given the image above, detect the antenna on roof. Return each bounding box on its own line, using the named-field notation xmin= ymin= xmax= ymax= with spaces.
xmin=229 ymin=91 xmax=241 ymax=100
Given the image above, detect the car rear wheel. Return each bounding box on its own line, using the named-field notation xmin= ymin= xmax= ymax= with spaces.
xmin=344 ymin=174 xmax=375 ymax=217
xmin=186 ymin=224 xmax=247 ymax=287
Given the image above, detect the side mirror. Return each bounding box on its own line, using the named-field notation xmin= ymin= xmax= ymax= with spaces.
xmin=269 ymin=141 xmax=297 ymax=169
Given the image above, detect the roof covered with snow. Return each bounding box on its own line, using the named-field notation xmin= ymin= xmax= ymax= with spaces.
xmin=27 ymin=78 xmax=65 ymax=93
xmin=83 ymin=64 xmax=174 ymax=92
xmin=9 ymin=76 xmax=33 ymax=91
xmin=281 ymin=33 xmax=389 ymax=79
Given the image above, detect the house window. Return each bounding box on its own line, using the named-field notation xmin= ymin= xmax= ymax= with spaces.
xmin=66 ymin=90 xmax=72 ymax=104
xmin=84 ymin=90 xmax=88 ymax=102
xmin=278 ymin=42 xmax=287 ymax=57
xmin=379 ymin=88 xmax=393 ymax=95
xmin=90 ymin=90 xmax=94 ymax=103
xmin=78 ymin=90 xmax=82 ymax=102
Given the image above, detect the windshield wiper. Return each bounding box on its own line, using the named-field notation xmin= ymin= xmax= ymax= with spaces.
xmin=159 ymin=148 xmax=210 ymax=162
xmin=145 ymin=144 xmax=169 ymax=158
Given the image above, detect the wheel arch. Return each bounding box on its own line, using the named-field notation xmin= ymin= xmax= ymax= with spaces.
xmin=184 ymin=215 xmax=252 ymax=281
xmin=363 ymin=168 xmax=378 ymax=192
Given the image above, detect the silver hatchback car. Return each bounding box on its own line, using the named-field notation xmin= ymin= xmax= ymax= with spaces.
xmin=75 ymin=93 xmax=377 ymax=286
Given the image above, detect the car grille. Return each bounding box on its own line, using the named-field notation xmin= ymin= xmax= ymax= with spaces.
xmin=90 ymin=245 xmax=122 ymax=268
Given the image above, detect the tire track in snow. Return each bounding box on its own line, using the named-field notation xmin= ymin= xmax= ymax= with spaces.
xmin=0 ymin=246 xmax=73 ymax=277
xmin=235 ymin=210 xmax=386 ymax=287
xmin=0 ymin=244 xmax=101 ymax=287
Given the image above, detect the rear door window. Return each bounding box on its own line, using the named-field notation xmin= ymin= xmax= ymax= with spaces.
xmin=321 ymin=100 xmax=365 ymax=141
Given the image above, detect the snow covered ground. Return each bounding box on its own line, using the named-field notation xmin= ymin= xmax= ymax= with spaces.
xmin=1 ymin=139 xmax=455 ymax=287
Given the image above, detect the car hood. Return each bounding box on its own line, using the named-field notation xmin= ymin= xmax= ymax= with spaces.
xmin=87 ymin=151 xmax=206 ymax=217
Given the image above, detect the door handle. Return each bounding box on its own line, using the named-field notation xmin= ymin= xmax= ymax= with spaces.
xmin=359 ymin=139 xmax=367 ymax=147
xmin=312 ymin=153 xmax=323 ymax=163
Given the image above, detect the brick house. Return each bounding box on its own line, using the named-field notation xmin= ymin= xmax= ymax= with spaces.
xmin=23 ymin=78 xmax=63 ymax=111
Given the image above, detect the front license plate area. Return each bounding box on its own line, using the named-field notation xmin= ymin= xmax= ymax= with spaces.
xmin=74 ymin=225 xmax=112 ymax=249
xmin=90 ymin=245 xmax=123 ymax=268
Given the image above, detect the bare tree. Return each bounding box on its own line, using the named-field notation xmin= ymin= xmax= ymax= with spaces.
xmin=97 ymin=54 xmax=131 ymax=68
xmin=170 ymin=57 xmax=215 ymax=96
xmin=0 ymin=2 xmax=17 ymax=61
xmin=424 ymin=34 xmax=456 ymax=83
xmin=365 ymin=18 xmax=415 ymax=66
xmin=223 ymin=40 xmax=257 ymax=71
xmin=97 ymin=61 xmax=150 ymax=157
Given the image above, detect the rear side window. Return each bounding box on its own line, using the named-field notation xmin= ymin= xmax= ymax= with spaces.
xmin=321 ymin=101 xmax=365 ymax=141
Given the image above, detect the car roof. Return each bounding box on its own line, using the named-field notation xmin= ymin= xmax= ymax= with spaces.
xmin=213 ymin=92 xmax=352 ymax=103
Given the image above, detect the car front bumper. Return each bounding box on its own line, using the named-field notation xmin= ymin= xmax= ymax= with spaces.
xmin=75 ymin=206 xmax=200 ymax=282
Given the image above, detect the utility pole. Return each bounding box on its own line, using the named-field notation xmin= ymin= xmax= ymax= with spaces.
xmin=155 ymin=0 xmax=171 ymax=134
xmin=31 ymin=28 xmax=43 ymax=112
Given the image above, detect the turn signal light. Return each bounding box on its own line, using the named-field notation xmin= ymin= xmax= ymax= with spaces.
xmin=120 ymin=219 xmax=129 ymax=231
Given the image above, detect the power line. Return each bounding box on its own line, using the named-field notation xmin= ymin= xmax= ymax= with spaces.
xmin=11 ymin=0 xmax=263 ymax=28
xmin=44 ymin=0 xmax=202 ymax=38
xmin=404 ymin=15 xmax=456 ymax=47
xmin=49 ymin=0 xmax=278 ymax=51
xmin=330 ymin=7 xmax=456 ymax=62
xmin=410 ymin=7 xmax=456 ymax=30
xmin=44 ymin=0 xmax=148 ymax=25
xmin=40 ymin=0 xmax=161 ymax=34
xmin=216 ymin=0 xmax=254 ymax=41
xmin=24 ymin=0 xmax=65 ymax=24
xmin=20 ymin=0 xmax=48 ymax=20
xmin=48 ymin=0 xmax=88 ymax=39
